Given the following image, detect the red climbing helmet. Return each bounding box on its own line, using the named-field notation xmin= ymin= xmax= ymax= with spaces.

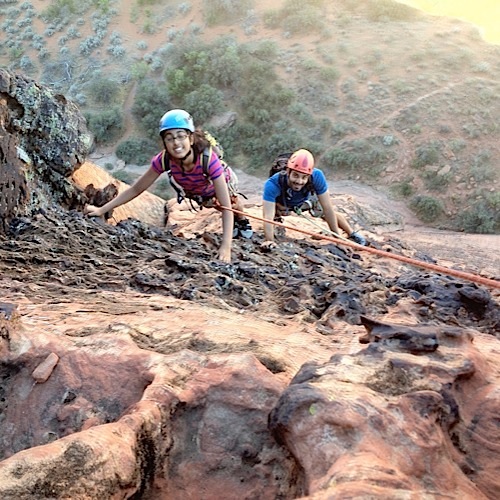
xmin=287 ymin=149 xmax=314 ymax=175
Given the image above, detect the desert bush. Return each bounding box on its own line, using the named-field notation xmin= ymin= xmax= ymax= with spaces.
xmin=85 ymin=106 xmax=124 ymax=144
xmin=455 ymin=192 xmax=500 ymax=234
xmin=470 ymin=150 xmax=496 ymax=182
xmin=322 ymin=147 xmax=358 ymax=172
xmin=87 ymin=76 xmax=123 ymax=105
xmin=166 ymin=38 xmax=242 ymax=98
xmin=449 ymin=138 xmax=466 ymax=154
xmin=79 ymin=35 xmax=103 ymax=56
xmin=411 ymin=141 xmax=442 ymax=169
xmin=263 ymin=0 xmax=326 ymax=34
xmin=237 ymin=58 xmax=294 ymax=126
xmin=131 ymin=61 xmax=149 ymax=80
xmin=181 ymin=84 xmax=223 ymax=124
xmin=166 ymin=68 xmax=195 ymax=101
xmin=390 ymin=179 xmax=414 ymax=198
xmin=108 ymin=45 xmax=126 ymax=58
xmin=409 ymin=195 xmax=443 ymax=223
xmin=19 ymin=54 xmax=35 ymax=72
xmin=284 ymin=10 xmax=325 ymax=34
xmin=330 ymin=122 xmax=356 ymax=139
xmin=40 ymin=0 xmax=92 ymax=22
xmin=132 ymin=79 xmax=171 ymax=138
xmin=8 ymin=45 xmax=24 ymax=63
xmin=116 ymin=137 xmax=158 ymax=165
xmin=203 ymin=0 xmax=255 ymax=26
xmin=150 ymin=178 xmax=173 ymax=200
xmin=66 ymin=25 xmax=81 ymax=39
xmin=240 ymin=81 xmax=294 ymax=126
xmin=321 ymin=137 xmax=392 ymax=177
xmin=319 ymin=66 xmax=340 ymax=82
xmin=178 ymin=3 xmax=191 ymax=15
xmin=37 ymin=48 xmax=49 ymax=60
xmin=206 ymin=37 xmax=242 ymax=87
xmin=248 ymin=40 xmax=278 ymax=61
xmin=422 ymin=170 xmax=451 ymax=191
xmin=113 ymin=169 xmax=135 ymax=184
xmin=136 ymin=0 xmax=163 ymax=5
xmin=365 ymin=0 xmax=419 ymax=22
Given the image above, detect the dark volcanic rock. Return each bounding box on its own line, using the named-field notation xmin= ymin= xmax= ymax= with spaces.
xmin=0 ymin=69 xmax=92 ymax=231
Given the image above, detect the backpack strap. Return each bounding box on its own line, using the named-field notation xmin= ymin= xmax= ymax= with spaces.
xmin=160 ymin=150 xmax=187 ymax=205
xmin=201 ymin=146 xmax=212 ymax=179
xmin=160 ymin=149 xmax=170 ymax=172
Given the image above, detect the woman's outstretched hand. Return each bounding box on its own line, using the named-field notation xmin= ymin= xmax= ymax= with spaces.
xmin=84 ymin=205 xmax=105 ymax=217
xmin=218 ymin=245 xmax=231 ymax=263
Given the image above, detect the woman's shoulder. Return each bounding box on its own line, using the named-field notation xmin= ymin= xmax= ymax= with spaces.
xmin=150 ymin=150 xmax=167 ymax=172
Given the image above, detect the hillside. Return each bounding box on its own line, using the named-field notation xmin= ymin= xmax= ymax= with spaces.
xmin=1 ymin=60 xmax=500 ymax=499
xmin=1 ymin=0 xmax=499 ymax=233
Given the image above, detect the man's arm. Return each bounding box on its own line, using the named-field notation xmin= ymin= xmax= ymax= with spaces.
xmin=317 ymin=191 xmax=340 ymax=235
xmin=262 ymin=200 xmax=277 ymax=241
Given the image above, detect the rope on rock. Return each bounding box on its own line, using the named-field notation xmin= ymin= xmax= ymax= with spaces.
xmin=227 ymin=207 xmax=500 ymax=290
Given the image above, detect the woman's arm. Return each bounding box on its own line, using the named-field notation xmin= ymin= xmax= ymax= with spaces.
xmin=84 ymin=167 xmax=160 ymax=217
xmin=212 ymin=174 xmax=234 ymax=263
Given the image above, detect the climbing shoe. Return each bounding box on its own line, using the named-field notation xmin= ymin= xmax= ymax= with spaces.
xmin=233 ymin=218 xmax=253 ymax=239
xmin=348 ymin=231 xmax=367 ymax=246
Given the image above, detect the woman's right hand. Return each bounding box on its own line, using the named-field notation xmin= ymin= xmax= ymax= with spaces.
xmin=218 ymin=245 xmax=231 ymax=263
xmin=84 ymin=204 xmax=105 ymax=217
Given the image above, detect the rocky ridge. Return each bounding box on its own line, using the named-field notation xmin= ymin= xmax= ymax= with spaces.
xmin=0 ymin=70 xmax=499 ymax=499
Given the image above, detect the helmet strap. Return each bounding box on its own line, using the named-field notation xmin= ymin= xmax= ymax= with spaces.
xmin=179 ymin=148 xmax=194 ymax=171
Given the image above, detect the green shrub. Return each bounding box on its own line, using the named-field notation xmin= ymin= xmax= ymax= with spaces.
xmin=455 ymin=192 xmax=500 ymax=234
xmin=365 ymin=0 xmax=418 ymax=22
xmin=116 ymin=137 xmax=159 ymax=165
xmin=263 ymin=0 xmax=326 ymax=33
xmin=206 ymin=37 xmax=242 ymax=87
xmin=411 ymin=141 xmax=442 ymax=169
xmin=132 ymin=80 xmax=171 ymax=138
xmin=166 ymin=37 xmax=242 ymax=95
xmin=150 ymin=178 xmax=173 ymax=200
xmin=319 ymin=66 xmax=340 ymax=82
xmin=449 ymin=138 xmax=466 ymax=154
xmin=390 ymin=180 xmax=414 ymax=198
xmin=113 ymin=169 xmax=135 ymax=184
xmin=203 ymin=0 xmax=255 ymax=26
xmin=321 ymin=137 xmax=392 ymax=177
xmin=85 ymin=106 xmax=124 ymax=144
xmin=181 ymin=84 xmax=223 ymax=125
xmin=87 ymin=77 xmax=123 ymax=105
xmin=470 ymin=149 xmax=496 ymax=182
xmin=409 ymin=195 xmax=443 ymax=223
xmin=41 ymin=0 xmax=86 ymax=22
xmin=422 ymin=170 xmax=451 ymax=191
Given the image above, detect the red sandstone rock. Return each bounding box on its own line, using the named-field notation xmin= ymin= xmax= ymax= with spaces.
xmin=0 ymin=299 xmax=499 ymax=499
xmin=32 ymin=352 xmax=60 ymax=383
